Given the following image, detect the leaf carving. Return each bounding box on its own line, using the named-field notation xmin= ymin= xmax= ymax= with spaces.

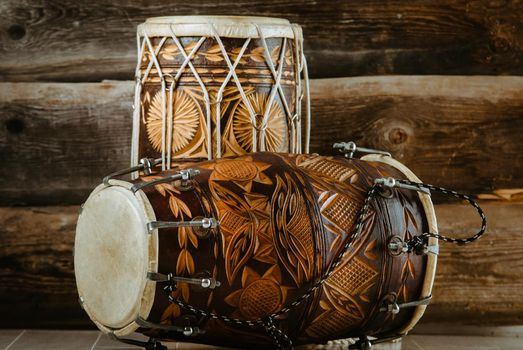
xmin=250 ymin=47 xmax=266 ymax=63
xmin=271 ymin=174 xmax=314 ymax=286
xmin=225 ymin=226 xmax=255 ymax=284
xmin=176 ymin=249 xmax=186 ymax=275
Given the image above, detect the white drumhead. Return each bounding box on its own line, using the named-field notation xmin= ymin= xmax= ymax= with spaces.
xmin=75 ymin=182 xmax=158 ymax=332
xmin=147 ymin=16 xmax=290 ymax=25
xmin=138 ymin=15 xmax=300 ymax=39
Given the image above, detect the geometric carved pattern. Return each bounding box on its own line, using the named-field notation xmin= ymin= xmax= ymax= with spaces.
xmin=327 ymin=256 xmax=378 ymax=295
xmin=298 ymin=157 xmax=355 ymax=182
xmin=305 ymin=309 xmax=359 ymax=338
xmin=220 ymin=210 xmax=249 ymax=234
xmin=286 ymin=196 xmax=314 ymax=256
xmin=321 ymin=193 xmax=359 ymax=232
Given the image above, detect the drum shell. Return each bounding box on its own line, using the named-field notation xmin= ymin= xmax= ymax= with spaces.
xmin=134 ymin=18 xmax=305 ymax=166
xmin=129 ymin=153 xmax=431 ymax=347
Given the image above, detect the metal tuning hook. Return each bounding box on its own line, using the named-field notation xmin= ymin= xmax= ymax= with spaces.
xmin=131 ymin=168 xmax=200 ymax=193
xmin=374 ymin=177 xmax=431 ymax=196
xmin=333 ymin=141 xmax=391 ymax=159
xmin=103 ymin=158 xmax=161 ymax=186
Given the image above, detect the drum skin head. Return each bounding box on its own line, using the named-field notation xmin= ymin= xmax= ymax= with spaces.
xmin=75 ymin=183 xmax=157 ymax=331
xmin=138 ymin=15 xmax=299 ymax=39
xmin=146 ymin=16 xmax=290 ymax=26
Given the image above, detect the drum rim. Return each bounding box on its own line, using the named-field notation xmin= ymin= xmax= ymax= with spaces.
xmin=74 ymin=179 xmax=159 ymax=336
xmin=137 ymin=15 xmax=301 ymax=39
xmin=361 ymin=154 xmax=438 ymax=335
xmin=145 ymin=15 xmax=291 ymax=25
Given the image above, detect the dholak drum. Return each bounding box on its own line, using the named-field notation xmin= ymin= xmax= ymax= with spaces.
xmin=75 ymin=152 xmax=437 ymax=349
xmin=131 ymin=16 xmax=310 ymax=170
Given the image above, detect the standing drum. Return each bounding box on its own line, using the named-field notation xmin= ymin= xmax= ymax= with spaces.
xmin=75 ymin=152 xmax=437 ymax=349
xmin=131 ymin=16 xmax=310 ymax=170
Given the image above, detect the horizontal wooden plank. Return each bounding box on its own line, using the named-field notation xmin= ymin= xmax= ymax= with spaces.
xmin=427 ymin=203 xmax=523 ymax=325
xmin=1 ymin=1 xmax=523 ymax=81
xmin=0 ymin=203 xmax=520 ymax=328
xmin=0 ymin=206 xmax=90 ymax=328
xmin=0 ymin=81 xmax=133 ymax=205
xmin=310 ymin=76 xmax=523 ymax=197
xmin=2 ymin=76 xmax=523 ymax=205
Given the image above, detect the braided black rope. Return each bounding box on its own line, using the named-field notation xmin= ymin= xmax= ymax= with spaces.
xmin=159 ymin=179 xmax=486 ymax=350
xmin=395 ymin=179 xmax=487 ymax=246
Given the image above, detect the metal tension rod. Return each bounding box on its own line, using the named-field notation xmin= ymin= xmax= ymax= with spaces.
xmin=147 ymin=217 xmax=218 ymax=232
xmin=374 ymin=177 xmax=430 ymax=196
xmin=333 ymin=141 xmax=391 ymax=158
xmin=147 ymin=272 xmax=221 ymax=289
xmin=380 ymin=295 xmax=432 ymax=314
xmin=131 ymin=168 xmax=199 ymax=193
xmin=103 ymin=158 xmax=161 ymax=186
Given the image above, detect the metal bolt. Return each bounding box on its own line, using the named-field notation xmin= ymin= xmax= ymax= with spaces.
xmin=201 ymin=278 xmax=211 ymax=288
xmin=183 ymin=326 xmax=194 ymax=336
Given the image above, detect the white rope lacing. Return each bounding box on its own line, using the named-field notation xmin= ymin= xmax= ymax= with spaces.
xmin=208 ymin=23 xmax=260 ymax=152
xmin=165 ymin=32 xmax=206 ymax=167
xmin=132 ymin=21 xmax=312 ymax=167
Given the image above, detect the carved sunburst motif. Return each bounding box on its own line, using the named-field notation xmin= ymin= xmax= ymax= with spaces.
xmin=232 ymin=92 xmax=286 ymax=152
xmin=146 ymin=89 xmax=200 ymax=154
xmin=224 ymin=265 xmax=291 ymax=320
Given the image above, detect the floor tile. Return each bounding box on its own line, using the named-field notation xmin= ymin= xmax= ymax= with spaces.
xmin=401 ymin=337 xmax=423 ymax=350
xmin=94 ymin=332 xmax=147 ymax=349
xmin=0 ymin=330 xmax=24 ymax=349
xmin=1 ymin=330 xmax=521 ymax=350
xmin=7 ymin=330 xmax=99 ymax=350
xmin=94 ymin=332 xmax=232 ymax=349
xmin=408 ymin=335 xmax=501 ymax=350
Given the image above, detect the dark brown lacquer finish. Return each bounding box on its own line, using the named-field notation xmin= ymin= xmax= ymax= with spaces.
xmin=129 ymin=153 xmax=430 ymax=348
xmin=132 ymin=17 xmax=309 ymax=170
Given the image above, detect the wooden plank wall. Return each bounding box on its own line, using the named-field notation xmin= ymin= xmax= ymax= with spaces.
xmin=1 ymin=0 xmax=522 ymax=328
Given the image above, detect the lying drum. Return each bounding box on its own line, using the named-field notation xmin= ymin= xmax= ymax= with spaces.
xmin=75 ymin=150 xmax=438 ymax=349
xmin=131 ymin=16 xmax=310 ymax=170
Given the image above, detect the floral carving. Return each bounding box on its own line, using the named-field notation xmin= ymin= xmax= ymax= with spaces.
xmin=146 ymin=89 xmax=201 ymax=154
xmin=224 ymin=265 xmax=291 ymax=320
xmin=232 ymin=92 xmax=286 ymax=152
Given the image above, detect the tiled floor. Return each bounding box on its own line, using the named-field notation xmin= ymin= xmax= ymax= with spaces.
xmin=0 ymin=330 xmax=521 ymax=350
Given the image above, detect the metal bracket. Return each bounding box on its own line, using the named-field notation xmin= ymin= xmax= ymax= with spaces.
xmin=135 ymin=316 xmax=204 ymax=336
xmin=374 ymin=177 xmax=431 ymax=196
xmin=387 ymin=236 xmax=409 ymax=256
xmin=348 ymin=335 xmax=403 ymax=350
xmin=131 ymin=168 xmax=199 ymax=193
xmin=333 ymin=141 xmax=391 ymax=159
xmin=103 ymin=158 xmax=161 ymax=186
xmin=147 ymin=272 xmax=221 ymax=289
xmin=387 ymin=235 xmax=438 ymax=256
xmin=380 ymin=295 xmax=432 ymax=314
xmin=111 ymin=333 xmax=167 ymax=350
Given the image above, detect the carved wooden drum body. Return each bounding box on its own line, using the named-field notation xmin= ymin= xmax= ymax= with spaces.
xmin=75 ymin=153 xmax=437 ymax=348
xmin=131 ymin=16 xmax=310 ymax=170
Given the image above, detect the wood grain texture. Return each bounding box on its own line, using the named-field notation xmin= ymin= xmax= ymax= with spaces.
xmin=0 ymin=203 xmax=520 ymax=327
xmin=0 ymin=81 xmax=133 ymax=205
xmin=0 ymin=206 xmax=90 ymax=328
xmin=310 ymin=76 xmax=523 ymax=198
xmin=1 ymin=1 xmax=523 ymax=81
xmin=2 ymin=76 xmax=523 ymax=205
xmin=427 ymin=203 xmax=523 ymax=325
